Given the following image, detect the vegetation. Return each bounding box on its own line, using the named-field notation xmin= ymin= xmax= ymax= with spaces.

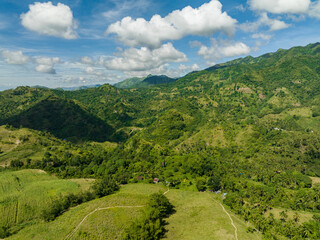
xmin=1 ymin=42 xmax=320 ymax=239
xmin=124 ymin=193 xmax=174 ymax=240
xmin=0 ymin=169 xmax=94 ymax=237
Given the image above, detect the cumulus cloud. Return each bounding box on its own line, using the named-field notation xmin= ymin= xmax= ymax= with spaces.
xmin=85 ymin=67 xmax=104 ymax=76
xmin=309 ymin=0 xmax=320 ymax=19
xmin=1 ymin=50 xmax=30 ymax=64
xmin=21 ymin=2 xmax=77 ymax=39
xmin=80 ymin=56 xmax=94 ymax=65
xmin=252 ymin=33 xmax=272 ymax=41
xmin=240 ymin=13 xmax=290 ymax=32
xmin=103 ymin=43 xmax=188 ymax=71
xmin=106 ymin=0 xmax=237 ymax=48
xmin=35 ymin=57 xmax=61 ymax=74
xmin=123 ymin=63 xmax=200 ymax=79
xmin=248 ymin=0 xmax=311 ymax=14
xmin=193 ymin=39 xmax=251 ymax=65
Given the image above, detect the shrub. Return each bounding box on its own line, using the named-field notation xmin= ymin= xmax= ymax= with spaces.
xmin=92 ymin=177 xmax=119 ymax=198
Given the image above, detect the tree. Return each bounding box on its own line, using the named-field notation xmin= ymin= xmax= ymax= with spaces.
xmin=92 ymin=177 xmax=119 ymax=198
xmin=148 ymin=193 xmax=174 ymax=218
xmin=207 ymin=175 xmax=221 ymax=191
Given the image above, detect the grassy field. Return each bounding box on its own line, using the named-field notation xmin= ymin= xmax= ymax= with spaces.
xmin=0 ymin=169 xmax=93 ymax=235
xmin=0 ymin=126 xmax=47 ymax=167
xmin=165 ymin=190 xmax=261 ymax=240
xmin=8 ymin=183 xmax=261 ymax=240
xmin=8 ymin=184 xmax=166 ymax=240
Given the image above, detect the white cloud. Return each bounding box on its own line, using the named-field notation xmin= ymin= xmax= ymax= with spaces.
xmin=106 ymin=0 xmax=237 ymax=48
xmin=35 ymin=64 xmax=56 ymax=74
xmin=240 ymin=13 xmax=290 ymax=32
xmin=248 ymin=0 xmax=311 ymax=14
xmin=194 ymin=39 xmax=251 ymax=65
xmin=85 ymin=67 xmax=104 ymax=76
xmin=252 ymin=33 xmax=272 ymax=41
xmin=1 ymin=50 xmax=30 ymax=64
xmin=103 ymin=0 xmax=150 ymax=21
xmin=123 ymin=63 xmax=200 ymax=79
xmin=236 ymin=5 xmax=246 ymax=12
xmin=35 ymin=57 xmax=61 ymax=74
xmin=80 ymin=56 xmax=94 ymax=65
xmin=309 ymin=0 xmax=320 ymax=19
xmin=103 ymin=43 xmax=188 ymax=71
xmin=21 ymin=2 xmax=77 ymax=39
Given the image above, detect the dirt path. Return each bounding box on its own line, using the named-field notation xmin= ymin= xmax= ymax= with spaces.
xmin=64 ymin=205 xmax=145 ymax=240
xmin=211 ymin=196 xmax=238 ymax=240
xmin=65 ymin=188 xmax=171 ymax=240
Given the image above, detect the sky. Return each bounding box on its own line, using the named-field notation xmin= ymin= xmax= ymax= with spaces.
xmin=0 ymin=0 xmax=320 ymax=90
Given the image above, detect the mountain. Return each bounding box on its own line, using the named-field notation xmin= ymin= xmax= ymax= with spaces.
xmin=141 ymin=75 xmax=177 ymax=85
xmin=114 ymin=75 xmax=177 ymax=89
xmin=1 ymin=43 xmax=320 ymax=239
xmin=3 ymin=97 xmax=115 ymax=142
xmin=114 ymin=76 xmax=146 ymax=88
xmin=59 ymin=84 xmax=102 ymax=91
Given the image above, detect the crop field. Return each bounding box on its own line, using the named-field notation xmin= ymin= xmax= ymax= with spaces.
xmin=0 ymin=169 xmax=93 ymax=234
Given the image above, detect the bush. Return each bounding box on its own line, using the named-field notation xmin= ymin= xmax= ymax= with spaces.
xmin=0 ymin=226 xmax=9 ymax=238
xmin=124 ymin=193 xmax=175 ymax=240
xmin=41 ymin=192 xmax=95 ymax=221
xmin=10 ymin=159 xmax=24 ymax=168
xmin=92 ymin=177 xmax=119 ymax=198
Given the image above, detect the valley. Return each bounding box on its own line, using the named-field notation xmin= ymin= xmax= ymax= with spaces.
xmin=1 ymin=43 xmax=320 ymax=239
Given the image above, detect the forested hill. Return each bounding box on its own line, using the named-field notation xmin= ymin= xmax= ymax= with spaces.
xmin=1 ymin=43 xmax=320 ymax=142
xmin=1 ymin=43 xmax=320 ymax=238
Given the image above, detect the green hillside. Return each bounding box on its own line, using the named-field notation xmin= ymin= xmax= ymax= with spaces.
xmin=7 ymin=183 xmax=261 ymax=240
xmin=0 ymin=169 xmax=94 ymax=237
xmin=1 ymin=43 xmax=320 ymax=239
xmin=114 ymin=76 xmax=146 ymax=89
xmin=4 ymin=97 xmax=115 ymax=142
xmin=0 ymin=125 xmax=65 ymax=167
xmin=114 ymin=75 xmax=177 ymax=89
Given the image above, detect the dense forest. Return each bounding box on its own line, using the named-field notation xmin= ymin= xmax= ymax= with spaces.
xmin=1 ymin=43 xmax=320 ymax=239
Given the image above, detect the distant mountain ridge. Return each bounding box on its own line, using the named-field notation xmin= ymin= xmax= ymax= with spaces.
xmin=114 ymin=75 xmax=177 ymax=88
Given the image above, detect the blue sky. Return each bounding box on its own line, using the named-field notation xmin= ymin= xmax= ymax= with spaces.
xmin=0 ymin=0 xmax=319 ymax=90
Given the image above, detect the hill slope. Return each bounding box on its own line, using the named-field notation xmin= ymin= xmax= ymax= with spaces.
xmin=7 ymin=184 xmax=261 ymax=240
xmin=3 ymin=97 xmax=115 ymax=142
xmin=0 ymin=169 xmax=93 ymax=237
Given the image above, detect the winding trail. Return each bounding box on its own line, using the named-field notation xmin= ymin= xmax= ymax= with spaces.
xmin=64 ymin=187 xmax=170 ymax=240
xmin=64 ymin=205 xmax=145 ymax=240
xmin=211 ymin=196 xmax=238 ymax=240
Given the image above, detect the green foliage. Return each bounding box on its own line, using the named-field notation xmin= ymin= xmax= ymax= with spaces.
xmin=1 ymin=43 xmax=320 ymax=239
xmin=124 ymin=193 xmax=174 ymax=240
xmin=92 ymin=177 xmax=119 ymax=198
xmin=41 ymin=191 xmax=95 ymax=221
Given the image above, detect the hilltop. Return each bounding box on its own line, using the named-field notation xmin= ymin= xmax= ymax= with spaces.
xmin=114 ymin=75 xmax=177 ymax=89
xmin=1 ymin=42 xmax=320 ymax=239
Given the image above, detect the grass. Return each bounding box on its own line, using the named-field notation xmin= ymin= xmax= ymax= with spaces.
xmin=0 ymin=126 xmax=47 ymax=166
xmin=8 ymin=183 xmax=261 ymax=240
xmin=164 ymin=190 xmax=261 ymax=240
xmin=266 ymin=208 xmax=314 ymax=224
xmin=0 ymin=169 xmax=93 ymax=234
xmin=8 ymin=183 xmax=166 ymax=240
xmin=310 ymin=177 xmax=320 ymax=186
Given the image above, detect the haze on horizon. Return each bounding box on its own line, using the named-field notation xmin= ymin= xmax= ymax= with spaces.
xmin=0 ymin=0 xmax=320 ymax=90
